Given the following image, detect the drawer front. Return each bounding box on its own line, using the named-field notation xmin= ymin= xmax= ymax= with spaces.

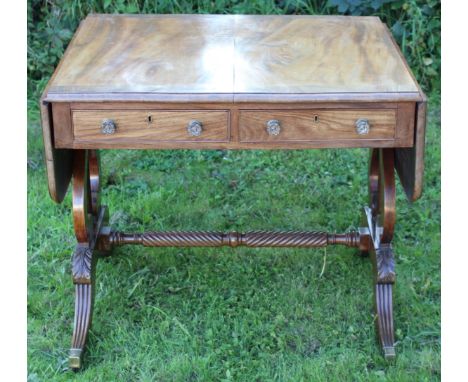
xmin=239 ymin=109 xmax=396 ymax=143
xmin=73 ymin=110 xmax=229 ymax=142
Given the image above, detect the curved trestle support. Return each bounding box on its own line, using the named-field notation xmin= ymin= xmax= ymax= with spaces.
xmin=67 ymin=147 xmax=398 ymax=370
xmin=69 ymin=150 xmax=109 ymax=370
xmin=365 ymin=148 xmax=397 ymax=360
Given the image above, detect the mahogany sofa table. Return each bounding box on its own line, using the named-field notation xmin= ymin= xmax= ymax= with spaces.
xmin=40 ymin=14 xmax=426 ymax=370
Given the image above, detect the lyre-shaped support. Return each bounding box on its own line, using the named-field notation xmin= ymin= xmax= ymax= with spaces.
xmin=69 ymin=150 xmax=108 ymax=370
xmin=365 ymin=148 xmax=397 ymax=360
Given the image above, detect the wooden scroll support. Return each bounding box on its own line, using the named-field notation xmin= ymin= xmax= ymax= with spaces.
xmin=69 ymin=150 xmax=110 ymax=370
xmin=363 ymin=148 xmax=397 ymax=359
xmin=68 ymin=148 xmax=398 ymax=369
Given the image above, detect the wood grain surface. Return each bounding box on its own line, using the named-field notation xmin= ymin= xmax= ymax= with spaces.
xmin=47 ymin=101 xmax=417 ymax=149
xmin=73 ymin=110 xmax=229 ymax=142
xmin=49 ymin=14 xmax=234 ymax=95
xmin=43 ymin=14 xmax=423 ymax=103
xmin=239 ymin=109 xmax=396 ymax=142
xmin=40 ymin=101 xmax=73 ymax=203
xmin=233 ymin=16 xmax=418 ymax=94
xmin=395 ymin=101 xmax=427 ymax=201
xmin=48 ymin=102 xmax=416 ymax=150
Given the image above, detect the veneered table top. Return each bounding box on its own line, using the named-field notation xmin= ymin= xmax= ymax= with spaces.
xmin=44 ymin=14 xmax=423 ymax=103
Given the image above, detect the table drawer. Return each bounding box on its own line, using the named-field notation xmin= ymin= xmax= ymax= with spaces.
xmin=239 ymin=109 xmax=396 ymax=143
xmin=72 ymin=110 xmax=229 ymax=142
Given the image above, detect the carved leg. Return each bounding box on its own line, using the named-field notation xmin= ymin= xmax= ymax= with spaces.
xmin=374 ymin=244 xmax=396 ymax=359
xmin=365 ymin=148 xmax=397 ymax=360
xmin=70 ymin=246 xmax=95 ymax=369
xmin=69 ymin=150 xmax=107 ymax=370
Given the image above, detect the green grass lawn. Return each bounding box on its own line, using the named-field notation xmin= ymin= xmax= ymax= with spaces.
xmin=27 ymin=94 xmax=440 ymax=381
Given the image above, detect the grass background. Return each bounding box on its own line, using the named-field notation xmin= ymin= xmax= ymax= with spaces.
xmin=27 ymin=1 xmax=440 ymax=381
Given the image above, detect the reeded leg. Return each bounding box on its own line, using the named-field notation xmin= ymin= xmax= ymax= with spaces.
xmin=375 ymin=283 xmax=394 ymax=358
xmin=364 ymin=148 xmax=397 ymax=360
xmin=373 ymin=243 xmax=396 ymax=359
xmin=70 ymin=246 xmax=95 ymax=369
xmin=69 ymin=150 xmax=107 ymax=370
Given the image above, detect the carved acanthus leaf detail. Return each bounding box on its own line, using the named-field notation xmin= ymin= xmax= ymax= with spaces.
xmin=376 ymin=243 xmax=395 ymax=284
xmin=72 ymin=245 xmax=93 ymax=284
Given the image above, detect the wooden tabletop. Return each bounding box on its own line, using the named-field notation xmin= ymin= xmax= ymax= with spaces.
xmin=44 ymin=14 xmax=423 ymax=103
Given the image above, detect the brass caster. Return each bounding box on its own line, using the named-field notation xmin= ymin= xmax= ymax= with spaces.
xmin=69 ymin=348 xmax=83 ymax=370
xmin=383 ymin=346 xmax=396 ymax=361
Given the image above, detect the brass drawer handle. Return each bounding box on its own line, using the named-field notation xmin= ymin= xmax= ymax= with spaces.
xmin=187 ymin=120 xmax=203 ymax=136
xmin=101 ymin=119 xmax=116 ymax=134
xmin=355 ymin=118 xmax=370 ymax=135
xmin=266 ymin=119 xmax=281 ymax=136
